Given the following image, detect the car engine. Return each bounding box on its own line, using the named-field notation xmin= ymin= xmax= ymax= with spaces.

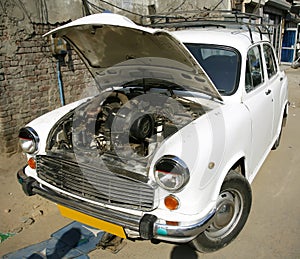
xmin=47 ymin=82 xmax=207 ymax=161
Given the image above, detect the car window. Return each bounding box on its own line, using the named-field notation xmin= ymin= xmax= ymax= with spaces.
xmin=185 ymin=44 xmax=240 ymax=95
xmin=245 ymin=45 xmax=264 ymax=93
xmin=263 ymin=44 xmax=278 ymax=79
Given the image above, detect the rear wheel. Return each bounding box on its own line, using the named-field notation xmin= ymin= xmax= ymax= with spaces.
xmin=272 ymin=107 xmax=288 ymax=150
xmin=191 ymin=170 xmax=252 ymax=253
xmin=272 ymin=121 xmax=283 ymax=150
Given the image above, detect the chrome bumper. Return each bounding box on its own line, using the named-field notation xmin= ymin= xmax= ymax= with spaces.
xmin=153 ymin=209 xmax=215 ymax=242
xmin=17 ymin=166 xmax=215 ymax=243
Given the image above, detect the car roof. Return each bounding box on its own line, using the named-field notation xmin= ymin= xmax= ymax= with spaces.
xmin=171 ymin=27 xmax=270 ymax=54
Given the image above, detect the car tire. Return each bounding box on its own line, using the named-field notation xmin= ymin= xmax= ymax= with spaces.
xmin=190 ymin=170 xmax=252 ymax=253
xmin=272 ymin=126 xmax=282 ymax=150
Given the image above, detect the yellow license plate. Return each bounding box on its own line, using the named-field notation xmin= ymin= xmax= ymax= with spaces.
xmin=57 ymin=205 xmax=126 ymax=239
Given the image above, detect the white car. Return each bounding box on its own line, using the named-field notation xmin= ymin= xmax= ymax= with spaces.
xmin=17 ymin=13 xmax=288 ymax=252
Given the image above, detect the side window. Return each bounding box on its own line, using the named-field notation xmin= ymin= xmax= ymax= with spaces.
xmin=245 ymin=45 xmax=264 ymax=93
xmin=263 ymin=44 xmax=278 ymax=79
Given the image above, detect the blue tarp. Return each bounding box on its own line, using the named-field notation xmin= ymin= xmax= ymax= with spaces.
xmin=3 ymin=222 xmax=105 ymax=259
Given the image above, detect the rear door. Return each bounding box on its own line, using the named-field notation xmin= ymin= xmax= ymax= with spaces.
xmin=262 ymin=43 xmax=283 ymax=138
xmin=243 ymin=44 xmax=274 ymax=175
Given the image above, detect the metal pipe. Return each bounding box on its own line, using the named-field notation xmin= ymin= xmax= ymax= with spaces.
xmin=57 ymin=60 xmax=65 ymax=106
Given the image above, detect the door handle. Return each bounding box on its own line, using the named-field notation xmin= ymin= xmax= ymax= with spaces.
xmin=265 ymin=89 xmax=271 ymax=95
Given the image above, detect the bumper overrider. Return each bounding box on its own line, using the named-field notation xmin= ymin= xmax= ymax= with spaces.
xmin=17 ymin=166 xmax=215 ymax=243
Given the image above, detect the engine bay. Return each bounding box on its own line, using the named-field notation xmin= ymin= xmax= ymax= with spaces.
xmin=47 ymin=80 xmax=208 ymax=162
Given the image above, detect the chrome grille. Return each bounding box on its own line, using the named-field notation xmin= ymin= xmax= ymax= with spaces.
xmin=36 ymin=155 xmax=155 ymax=211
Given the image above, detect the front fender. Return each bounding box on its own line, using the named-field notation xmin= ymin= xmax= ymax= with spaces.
xmin=25 ymin=98 xmax=90 ymax=153
xmin=149 ymin=103 xmax=252 ymax=218
xmin=149 ymin=107 xmax=226 ymax=217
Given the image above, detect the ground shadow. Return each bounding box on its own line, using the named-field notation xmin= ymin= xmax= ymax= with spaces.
xmin=170 ymin=244 xmax=198 ymax=259
xmin=27 ymin=228 xmax=81 ymax=259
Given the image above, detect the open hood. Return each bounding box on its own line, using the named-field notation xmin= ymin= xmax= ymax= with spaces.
xmin=45 ymin=13 xmax=222 ymax=101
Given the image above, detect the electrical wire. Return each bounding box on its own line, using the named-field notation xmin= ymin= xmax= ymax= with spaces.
xmin=85 ymin=0 xmax=106 ymax=13
xmin=211 ymin=0 xmax=224 ymax=11
xmin=149 ymin=0 xmax=226 ymax=24
xmin=170 ymin=0 xmax=187 ymax=13
xmin=88 ymin=0 xmax=143 ymax=16
xmin=17 ymin=0 xmax=33 ymax=23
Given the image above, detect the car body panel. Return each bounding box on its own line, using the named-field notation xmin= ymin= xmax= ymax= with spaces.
xmin=243 ymin=80 xmax=274 ymax=175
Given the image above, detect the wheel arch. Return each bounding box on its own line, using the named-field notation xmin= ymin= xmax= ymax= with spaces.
xmin=274 ymin=99 xmax=289 ymax=140
xmin=212 ymin=153 xmax=248 ymax=202
xmin=191 ymin=159 xmax=252 ymax=253
xmin=283 ymin=101 xmax=289 ymax=118
xmin=230 ymin=157 xmax=246 ymax=177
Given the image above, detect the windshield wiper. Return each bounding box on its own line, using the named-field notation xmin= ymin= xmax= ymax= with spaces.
xmin=217 ymin=89 xmax=227 ymax=94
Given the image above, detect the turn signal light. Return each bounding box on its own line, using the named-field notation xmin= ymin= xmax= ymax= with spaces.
xmin=166 ymin=221 xmax=179 ymax=226
xmin=28 ymin=157 xmax=36 ymax=169
xmin=164 ymin=195 xmax=179 ymax=210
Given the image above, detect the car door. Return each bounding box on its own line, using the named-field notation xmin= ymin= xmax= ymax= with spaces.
xmin=243 ymin=44 xmax=274 ymax=175
xmin=262 ymin=43 xmax=283 ymax=138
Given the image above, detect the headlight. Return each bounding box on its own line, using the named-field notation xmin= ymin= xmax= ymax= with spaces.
xmin=154 ymin=155 xmax=190 ymax=192
xmin=18 ymin=127 xmax=39 ymax=154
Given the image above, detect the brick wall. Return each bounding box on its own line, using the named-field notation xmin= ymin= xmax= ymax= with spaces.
xmin=0 ymin=19 xmax=92 ymax=156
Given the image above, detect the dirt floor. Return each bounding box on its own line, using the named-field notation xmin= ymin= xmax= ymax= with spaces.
xmin=0 ymin=67 xmax=299 ymax=258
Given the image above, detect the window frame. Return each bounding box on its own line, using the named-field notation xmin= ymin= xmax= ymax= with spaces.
xmin=262 ymin=43 xmax=278 ymax=79
xmin=245 ymin=44 xmax=265 ymax=94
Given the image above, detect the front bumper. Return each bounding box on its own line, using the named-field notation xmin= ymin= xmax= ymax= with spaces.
xmin=17 ymin=166 xmax=215 ymax=243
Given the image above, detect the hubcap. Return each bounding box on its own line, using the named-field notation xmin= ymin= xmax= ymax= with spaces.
xmin=214 ymin=199 xmax=235 ymax=229
xmin=205 ymin=189 xmax=243 ymax=240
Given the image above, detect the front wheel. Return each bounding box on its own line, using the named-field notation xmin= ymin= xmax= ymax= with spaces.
xmin=191 ymin=170 xmax=252 ymax=253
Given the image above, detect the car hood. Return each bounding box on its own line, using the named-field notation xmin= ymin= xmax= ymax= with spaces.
xmin=45 ymin=13 xmax=222 ymax=102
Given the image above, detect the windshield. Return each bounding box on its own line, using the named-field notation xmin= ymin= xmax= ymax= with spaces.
xmin=185 ymin=44 xmax=241 ymax=95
